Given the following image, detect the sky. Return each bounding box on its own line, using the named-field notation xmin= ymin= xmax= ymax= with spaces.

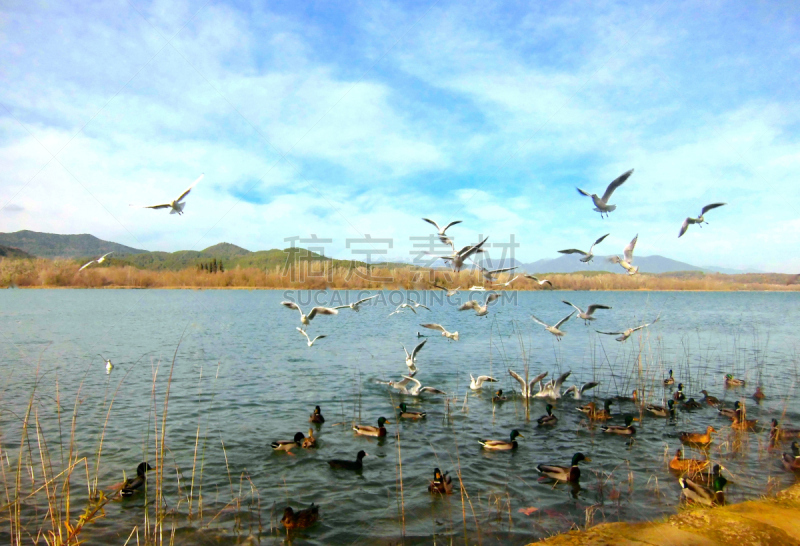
xmin=1 ymin=0 xmax=799 ymax=272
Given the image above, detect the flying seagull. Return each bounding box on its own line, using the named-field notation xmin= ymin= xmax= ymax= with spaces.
xmin=531 ymin=311 xmax=575 ymax=340
xmin=524 ymin=275 xmax=553 ymax=288
xmin=136 ymin=174 xmax=204 ymax=215
xmin=334 ymin=295 xmax=378 ymax=312
xmin=429 ymin=282 xmax=460 ymax=297
xmin=562 ymin=301 xmax=612 ymax=324
xmin=459 ymin=292 xmax=500 ymax=317
xmin=608 ymin=235 xmax=639 ymax=275
xmin=494 ymin=275 xmax=521 ymax=288
xmin=427 ymin=236 xmax=489 ymax=272
xmin=79 ymin=252 xmax=114 ymax=272
xmin=388 ymin=302 xmax=431 ymax=317
xmin=420 ymin=323 xmax=459 ymax=341
xmin=558 ymin=234 xmax=610 ymax=263
xmin=679 ymin=203 xmax=727 ymax=238
xmin=297 ymin=327 xmax=326 ymax=347
xmin=422 ymin=218 xmax=462 ymax=246
xmin=403 ymin=340 xmax=427 ymax=374
xmin=509 ymin=369 xmax=548 ymax=399
xmin=469 ymin=374 xmax=498 ymax=391
xmin=597 ymin=316 xmax=660 ymax=342
xmin=576 ymin=169 xmax=633 ymax=218
xmin=281 ymin=301 xmax=338 ymax=329
xmin=479 ymin=265 xmax=517 ymax=283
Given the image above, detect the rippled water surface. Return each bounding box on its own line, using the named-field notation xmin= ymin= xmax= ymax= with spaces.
xmin=1 ymin=289 xmax=799 ymax=544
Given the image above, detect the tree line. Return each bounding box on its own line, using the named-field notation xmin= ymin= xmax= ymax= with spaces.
xmin=198 ymin=259 xmax=224 ymax=273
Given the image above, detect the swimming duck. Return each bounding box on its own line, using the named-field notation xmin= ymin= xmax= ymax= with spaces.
xmin=669 ymin=448 xmax=709 ymax=474
xmin=752 ymin=386 xmax=765 ymax=403
xmin=310 ymin=406 xmax=325 ymax=424
xmin=646 ymin=399 xmax=676 ymax=418
xmin=302 ymin=428 xmax=317 ymax=449
xmin=281 ymin=503 xmax=319 ymax=530
xmin=601 ymin=414 xmax=637 ymax=435
xmin=492 ymin=389 xmax=507 ymax=403
xmin=672 ymin=383 xmax=686 ymax=402
xmin=663 ymin=369 xmax=675 ymax=386
xmin=724 ymin=374 xmax=745 ymax=388
xmin=679 ymin=465 xmax=727 ymax=506
xmin=679 ymin=397 xmax=703 ymax=411
xmin=732 ymin=409 xmax=758 ymax=431
xmin=537 ymin=404 xmax=558 ymax=426
xmin=479 ymin=429 xmax=523 ymax=451
xmin=537 ymin=452 xmax=590 ymax=483
xmin=428 ymin=468 xmax=453 ymax=494
xmin=770 ymin=419 xmax=800 ymax=443
xmin=271 ymin=432 xmax=305 ymax=452
xmin=679 ymin=426 xmax=716 ymax=447
xmin=699 ymin=390 xmax=720 ymax=406
xmin=782 ymin=442 xmax=800 ymax=471
xmin=718 ymin=401 xmax=741 ymax=419
xmin=614 ymin=390 xmax=638 ymax=404
xmin=328 ymin=450 xmax=367 ymax=471
xmin=590 ymin=399 xmax=614 ymax=421
xmin=353 ymin=417 xmax=390 ymax=437
xmin=120 ymin=462 xmax=154 ymax=497
xmin=397 ymin=403 xmax=426 ymax=420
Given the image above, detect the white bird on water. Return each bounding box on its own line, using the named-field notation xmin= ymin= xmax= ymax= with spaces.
xmin=427 ymin=236 xmax=489 ymax=272
xmin=334 ymin=295 xmax=378 ymax=312
xmin=534 ymin=371 xmax=572 ymax=399
xmin=420 ymin=323 xmax=459 ymax=341
xmin=576 ymin=169 xmax=633 ymax=218
xmin=531 ymin=311 xmax=575 ymax=340
xmin=102 ymin=358 xmax=113 ymax=374
xmin=379 ymin=373 xmax=417 ymax=394
xmin=557 ymin=233 xmax=610 ymax=263
xmin=597 ymin=316 xmax=660 ymax=342
xmin=608 ymin=235 xmax=639 ymax=275
xmin=564 ymin=381 xmax=600 ymax=400
xmin=422 ymin=218 xmax=462 ymax=246
xmin=135 ymin=173 xmax=204 ymax=215
xmin=679 ymin=203 xmax=727 ymax=238
xmin=509 ymin=369 xmax=548 ymax=399
xmin=403 ymin=340 xmax=427 ymax=374
xmin=562 ymin=300 xmax=612 ymax=324
xmin=401 ymin=375 xmax=446 ymax=396
xmin=459 ymin=292 xmax=500 ymax=317
xmin=79 ymin=252 xmax=114 ymax=272
xmin=470 ymin=374 xmax=498 ymax=391
xmin=524 ymin=275 xmax=553 ymax=288
xmin=296 ymin=327 xmax=326 ymax=347
xmin=281 ymin=301 xmax=338 ymax=329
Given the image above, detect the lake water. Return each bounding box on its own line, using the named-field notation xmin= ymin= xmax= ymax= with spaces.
xmin=1 ymin=289 xmax=799 ymax=544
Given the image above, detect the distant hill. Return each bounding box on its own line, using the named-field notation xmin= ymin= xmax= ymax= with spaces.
xmin=0 ymin=230 xmax=147 ymax=258
xmin=520 ymin=254 xmax=706 ymax=274
xmin=0 ymin=245 xmax=34 ymax=259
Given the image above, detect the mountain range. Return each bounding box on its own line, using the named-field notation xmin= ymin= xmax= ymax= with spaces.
xmin=0 ymin=230 xmax=763 ymax=274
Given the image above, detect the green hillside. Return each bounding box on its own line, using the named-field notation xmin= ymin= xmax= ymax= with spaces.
xmin=0 ymin=245 xmax=34 ymax=259
xmin=0 ymin=230 xmax=147 ymax=258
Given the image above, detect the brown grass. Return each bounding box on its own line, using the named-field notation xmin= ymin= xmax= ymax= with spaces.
xmin=2 ymin=259 xmax=798 ymax=291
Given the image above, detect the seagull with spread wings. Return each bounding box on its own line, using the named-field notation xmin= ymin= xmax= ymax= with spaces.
xmin=334 ymin=295 xmax=378 ymax=312
xmin=509 ymin=369 xmax=548 ymax=399
xmin=679 ymin=203 xmax=727 ymax=238
xmin=79 ymin=252 xmax=114 ymax=272
xmin=524 ymin=275 xmax=553 ymax=288
xmin=535 ymin=371 xmax=572 ymax=399
xmin=403 ymin=340 xmax=427 ymax=374
xmin=608 ymin=235 xmax=639 ymax=275
xmin=562 ymin=300 xmax=612 ymax=324
xmin=429 ymin=282 xmax=460 ymax=297
xmin=296 ymin=327 xmax=326 ymax=347
xmin=459 ymin=292 xmax=500 ymax=317
xmin=427 ymin=236 xmax=489 ymax=272
xmin=401 ymin=375 xmax=446 ymax=396
xmin=493 ymin=275 xmax=521 ymax=288
xmin=597 ymin=316 xmax=660 ymax=342
xmin=564 ymin=381 xmax=600 ymax=400
xmin=479 ymin=265 xmax=517 ymax=282
xmin=135 ymin=174 xmax=204 ymax=215
xmin=576 ymin=169 xmax=633 ymax=218
xmin=281 ymin=301 xmax=338 ymax=329
xmin=420 ymin=323 xmax=459 ymax=341
xmin=422 ymin=218 xmax=462 ymax=246
xmin=558 ymin=233 xmax=610 ymax=263
xmin=531 ymin=311 xmax=575 ymax=340
xmin=469 ymin=374 xmax=498 ymax=391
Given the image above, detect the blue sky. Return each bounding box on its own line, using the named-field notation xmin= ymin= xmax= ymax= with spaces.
xmin=1 ymin=0 xmax=799 ymax=271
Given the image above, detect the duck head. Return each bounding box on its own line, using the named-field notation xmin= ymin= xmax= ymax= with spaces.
xmin=510 ymin=429 xmax=523 ymax=441
xmin=377 ymin=417 xmax=390 ymax=427
xmin=136 ymin=462 xmax=153 ymax=477
xmin=571 ymin=452 xmax=590 ymax=465
xmin=293 ymin=432 xmax=305 ymax=444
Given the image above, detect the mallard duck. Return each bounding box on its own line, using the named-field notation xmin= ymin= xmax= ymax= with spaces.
xmin=537 ymin=452 xmax=590 ymax=482
xmin=353 ymin=416 xmax=390 ymax=437
xmin=646 ymin=399 xmax=675 ymax=418
xmin=537 ymin=404 xmax=558 ymax=426
xmin=724 ymin=374 xmax=745 ymax=388
xmin=328 ymin=450 xmax=367 ymax=471
xmin=669 ymin=448 xmax=709 ymax=474
xmin=310 ymin=405 xmax=325 ymax=424
xmin=732 ymin=409 xmax=757 ymax=431
xmin=680 ymin=397 xmax=702 ymax=411
xmin=672 ymin=383 xmax=686 ymax=401
xmin=679 ymin=465 xmax=727 ymax=506
xmin=590 ymin=399 xmax=614 ymax=421
xmin=491 ymin=389 xmax=507 ymax=403
xmin=601 ymin=414 xmax=637 ymax=435
xmin=699 ymin=390 xmax=720 ymax=406
xmin=397 ymin=403 xmax=426 ymax=420
xmin=302 ymin=428 xmax=317 ymax=449
xmin=576 ymin=401 xmax=594 ymax=415
xmin=752 ymin=386 xmax=765 ymax=403
xmin=679 ymin=426 xmax=716 ymax=447
xmin=615 ymin=390 xmax=638 ymax=404
xmin=479 ymin=429 xmax=523 ymax=451
xmin=271 ymin=432 xmax=305 ymax=452
xmin=281 ymin=503 xmax=319 ymax=529
xmin=120 ymin=462 xmax=154 ymax=497
xmin=428 ymin=467 xmax=453 ymax=494
xmin=718 ymin=401 xmax=741 ymax=419
xmin=782 ymin=442 xmax=800 ymax=471
xmin=770 ymin=419 xmax=800 ymax=443
xmin=663 ymin=369 xmax=675 ymax=386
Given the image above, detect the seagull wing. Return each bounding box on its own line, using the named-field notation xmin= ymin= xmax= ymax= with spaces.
xmin=553 ymin=371 xmax=572 ymax=389
xmin=422 ymin=218 xmax=442 ymax=232
xmin=98 ymin=251 xmax=114 ymax=261
xmin=576 ymin=187 xmax=592 ymax=197
xmin=700 ymin=202 xmax=726 ymax=215
xmin=142 ymin=203 xmax=172 ymax=210
xmin=558 ymin=249 xmax=588 ymax=255
xmin=505 ymin=275 xmax=520 ymax=285
xmin=415 ymin=303 xmax=431 ymax=311
xmin=475 ymin=376 xmax=498 ymax=386
xmin=562 ymin=300 xmax=583 ymax=314
xmin=488 ymin=266 xmax=516 ymax=276
xmin=460 ymin=236 xmax=490 ymax=260
xmin=530 ymin=314 xmax=550 ymax=328
xmin=458 ymin=301 xmax=479 ymax=311
xmin=441 ymin=220 xmax=462 ymax=234
xmin=296 ymin=327 xmax=311 ymax=342
xmin=678 ymin=218 xmax=690 ymax=238
xmin=528 ymin=371 xmax=549 ymax=391
xmin=554 ymin=311 xmax=576 ymax=329
xmin=589 ymin=233 xmax=610 ymax=252
xmin=281 ymin=301 xmax=302 ymax=314
xmin=402 ymin=375 xmax=422 ymax=389
xmin=585 ymin=304 xmax=611 ymax=315
xmin=596 ymin=330 xmax=623 ymax=336
xmin=354 ymin=295 xmax=378 ymax=305
xmin=411 ymin=340 xmax=427 ymax=359
xmin=420 ymin=386 xmax=446 ymax=394
xmin=78 ymin=260 xmax=95 ymax=271
xmin=623 ymin=234 xmax=638 ymax=263
xmin=601 ymin=169 xmax=634 ymax=202
xmin=307 ymin=307 xmax=338 ymax=320
xmin=524 ymin=274 xmax=540 ymax=281
xmin=580 ymin=381 xmax=600 ymax=394
xmin=508 ymin=369 xmax=527 ymax=389
xmin=421 ymin=323 xmax=446 ymax=333
xmin=311 ymin=335 xmax=326 ymax=343
xmin=176 ymin=174 xmax=204 ymax=202
xmin=485 ymin=292 xmax=500 ymax=305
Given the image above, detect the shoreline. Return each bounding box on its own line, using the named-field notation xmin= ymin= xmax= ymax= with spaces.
xmin=4 ymin=285 xmax=800 ymax=292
